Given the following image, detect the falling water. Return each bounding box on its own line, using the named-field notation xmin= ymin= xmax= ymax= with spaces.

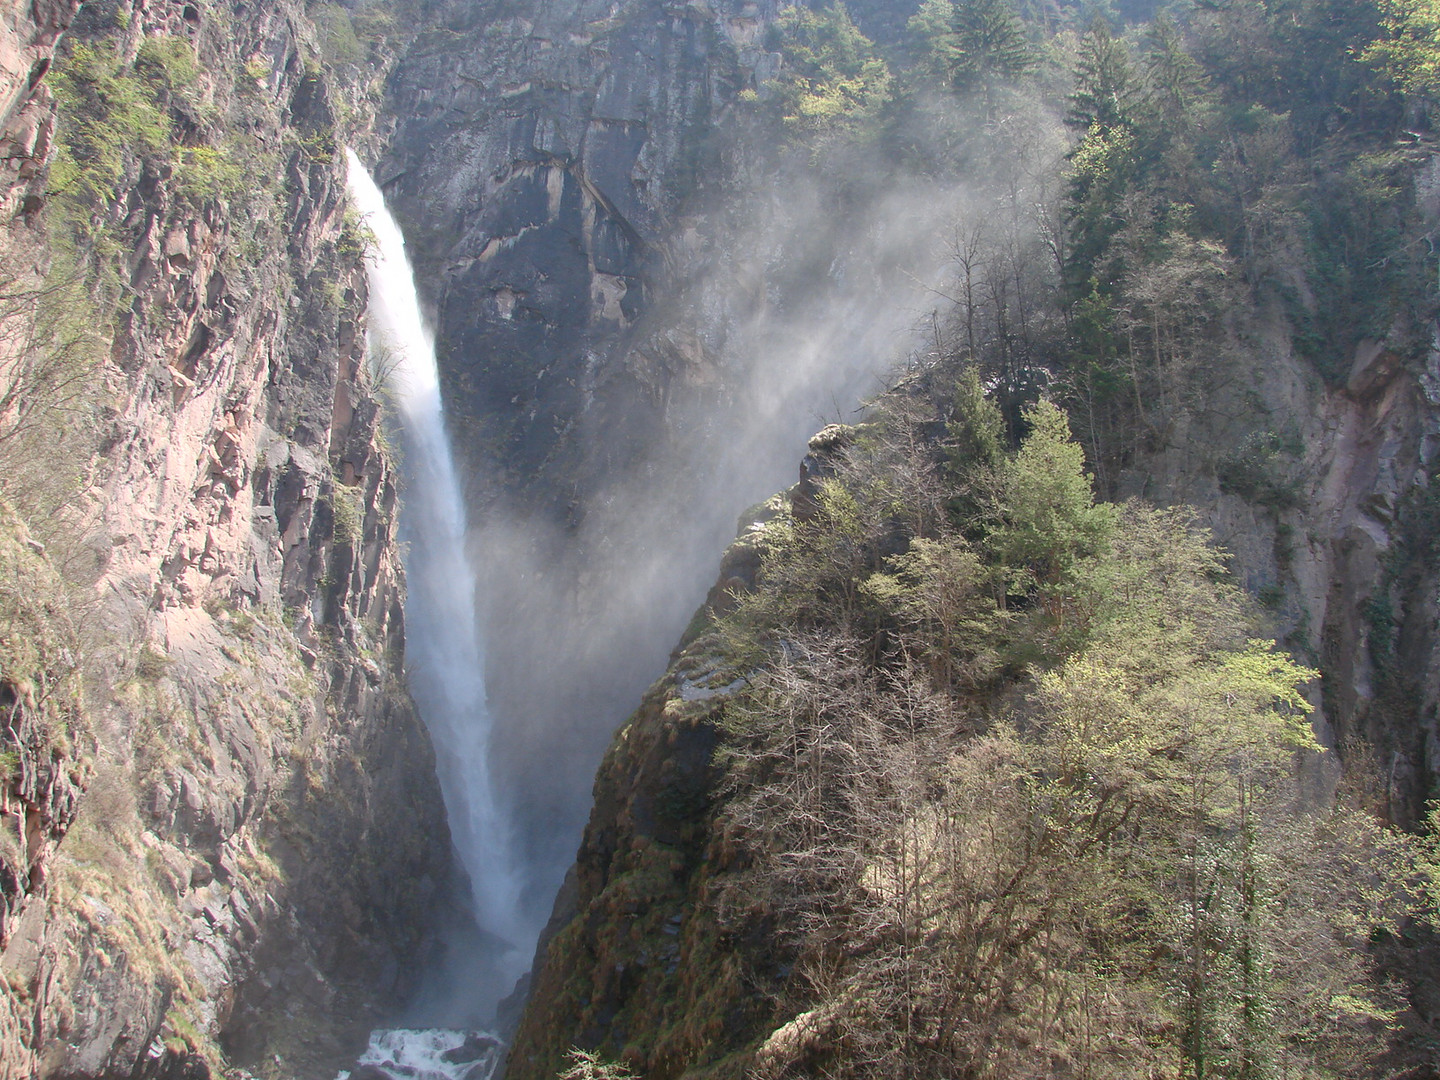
xmin=344 ymin=149 xmax=527 ymax=1019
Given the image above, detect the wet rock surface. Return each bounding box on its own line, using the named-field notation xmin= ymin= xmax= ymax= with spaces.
xmin=382 ymin=0 xmax=771 ymax=519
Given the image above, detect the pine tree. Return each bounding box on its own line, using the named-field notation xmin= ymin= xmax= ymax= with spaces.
xmin=1067 ymin=20 xmax=1140 ymax=131
xmin=908 ymin=0 xmax=1033 ymax=109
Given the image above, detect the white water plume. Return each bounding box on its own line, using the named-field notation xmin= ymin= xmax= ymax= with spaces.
xmin=344 ymin=149 xmax=527 ymax=1013
xmin=346 ymin=1029 xmax=503 ymax=1080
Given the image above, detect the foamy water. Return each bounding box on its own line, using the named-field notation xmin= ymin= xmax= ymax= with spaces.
xmin=345 ymin=149 xmax=529 ymax=1014
xmin=342 ymin=1028 xmax=503 ymax=1080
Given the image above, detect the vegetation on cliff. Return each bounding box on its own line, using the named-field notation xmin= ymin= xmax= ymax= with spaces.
xmin=4 ymin=0 xmax=1440 ymax=1071
xmin=514 ymin=0 xmax=1440 ymax=1075
xmin=756 ymin=0 xmax=1438 ymax=424
xmin=0 ymin=0 xmax=453 ymax=1075
xmin=520 ymin=372 xmax=1440 ymax=1079
xmin=705 ymin=389 xmax=1432 ymax=1078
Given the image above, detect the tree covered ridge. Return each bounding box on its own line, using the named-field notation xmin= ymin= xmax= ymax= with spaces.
xmin=752 ymin=0 xmax=1440 ymax=470
xmin=677 ymin=380 xmax=1440 ymax=1079
xmin=523 ymin=0 xmax=1440 ymax=1074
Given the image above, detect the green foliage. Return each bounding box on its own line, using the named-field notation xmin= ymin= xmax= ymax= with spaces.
xmin=49 ymin=34 xmax=243 ymax=248
xmin=728 ymin=477 xmax=880 ymax=639
xmin=1292 ymin=148 xmax=1427 ymax=383
xmin=767 ymin=4 xmax=893 ymax=139
xmin=1053 ymin=0 xmax=1429 ymax=413
xmin=1189 ymin=0 xmax=1388 ymax=146
xmin=1418 ymin=802 xmax=1440 ymax=926
xmin=707 ymin=366 xmax=1425 ymax=1077
xmin=328 ymin=482 xmax=366 ymax=546
xmin=1217 ymin=430 xmax=1303 ymax=510
xmin=1063 ymin=122 xmax=1141 ymax=287
xmin=593 ymin=7 xmax=1440 ymax=1073
xmin=1364 ymin=0 xmax=1440 ymax=100
xmin=338 ymin=206 xmax=377 ymax=262
xmin=314 ymin=4 xmax=365 ymax=66
xmin=718 ymin=515 xmax=1405 ymax=1077
xmin=49 ymin=41 xmax=173 ymax=221
xmin=987 ymin=399 xmax=1117 ymax=596
xmin=907 ymin=0 xmax=1033 ymax=97
xmin=862 ymin=535 xmax=1009 ymax=688
xmin=134 ymin=643 xmax=172 ymax=681
xmin=945 ymin=366 xmax=1006 ymax=475
xmin=134 ymin=35 xmax=202 ymax=101
xmin=1066 ymin=20 xmax=1140 ymax=132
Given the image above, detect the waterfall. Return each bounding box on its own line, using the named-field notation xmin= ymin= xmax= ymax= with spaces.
xmin=344 ymin=150 xmax=527 ymax=1013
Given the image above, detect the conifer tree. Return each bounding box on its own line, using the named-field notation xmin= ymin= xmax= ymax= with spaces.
xmin=770 ymin=3 xmax=893 ymax=138
xmin=908 ymin=0 xmax=1032 ymax=111
xmin=1067 ymin=20 xmax=1141 ymax=131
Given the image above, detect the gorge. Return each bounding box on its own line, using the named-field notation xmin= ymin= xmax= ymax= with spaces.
xmin=1 ymin=0 xmax=1440 ymax=1077
xmin=345 ymin=147 xmax=528 ymax=1022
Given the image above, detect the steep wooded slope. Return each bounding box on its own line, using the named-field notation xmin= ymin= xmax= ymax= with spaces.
xmin=500 ymin=1 xmax=1440 ymax=1076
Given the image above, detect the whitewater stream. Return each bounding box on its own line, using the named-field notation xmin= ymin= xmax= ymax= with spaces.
xmin=343 ymin=150 xmax=518 ymax=1077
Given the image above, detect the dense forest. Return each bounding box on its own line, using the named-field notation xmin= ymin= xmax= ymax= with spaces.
xmin=519 ymin=0 xmax=1440 ymax=1075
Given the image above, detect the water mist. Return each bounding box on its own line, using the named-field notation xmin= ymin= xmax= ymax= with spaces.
xmin=344 ymin=149 xmax=529 ymax=1023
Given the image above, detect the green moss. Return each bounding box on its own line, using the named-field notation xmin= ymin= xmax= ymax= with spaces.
xmin=314 ymin=4 xmax=364 ymax=66
xmin=134 ymin=36 xmax=202 ymax=99
xmin=164 ymin=1007 xmax=205 ymax=1051
xmin=328 ymin=482 xmax=366 ymax=547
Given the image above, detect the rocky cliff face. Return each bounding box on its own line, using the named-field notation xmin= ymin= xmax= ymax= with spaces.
xmin=381 ymin=0 xmax=770 ymax=517
xmin=0 ymin=0 xmax=453 ymax=1076
xmin=373 ymin=0 xmax=956 ymax=911
xmin=373 ymin=0 xmax=788 ymax=905
xmin=1116 ymin=302 xmax=1440 ymax=827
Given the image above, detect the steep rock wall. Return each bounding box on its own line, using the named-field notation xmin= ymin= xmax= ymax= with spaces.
xmin=1107 ymin=297 xmax=1440 ymax=826
xmin=0 ymin=1 xmax=453 ymax=1076
xmin=375 ymin=0 xmax=786 ymax=907
xmin=382 ymin=0 xmax=769 ymax=517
